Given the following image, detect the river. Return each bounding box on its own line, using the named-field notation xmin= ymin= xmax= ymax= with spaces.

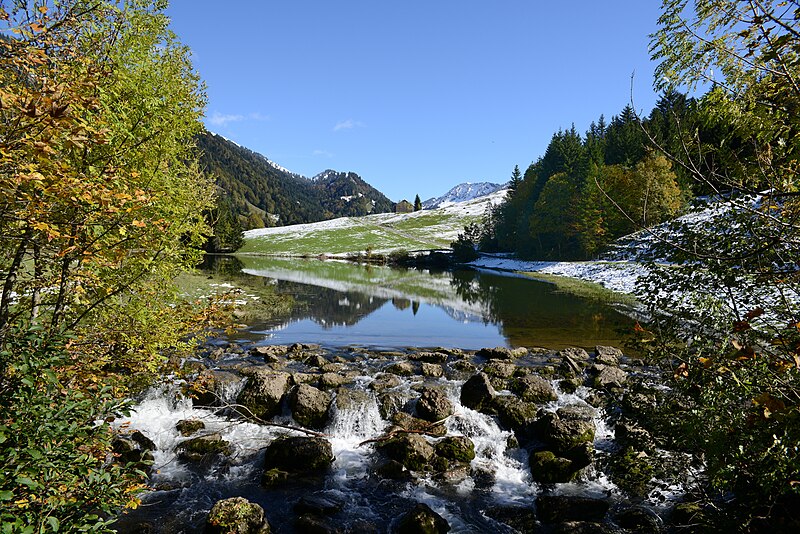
xmin=112 ymin=258 xmax=679 ymax=533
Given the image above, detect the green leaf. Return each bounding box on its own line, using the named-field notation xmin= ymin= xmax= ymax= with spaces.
xmin=46 ymin=516 xmax=59 ymax=532
xmin=0 ymin=490 xmax=12 ymax=501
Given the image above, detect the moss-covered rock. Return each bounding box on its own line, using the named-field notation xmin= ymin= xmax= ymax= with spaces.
xmin=416 ymin=388 xmax=453 ymax=422
xmin=512 ymin=374 xmax=558 ymax=403
xmin=460 ymin=373 xmax=496 ymax=413
xmin=262 ymin=436 xmax=334 ymax=475
xmin=529 ymin=451 xmax=578 ymax=483
xmin=237 ymin=370 xmax=291 ymax=420
xmin=176 ymin=419 xmax=205 ymax=437
xmin=288 ymin=384 xmax=331 ymax=429
xmin=380 ymin=434 xmax=435 ymax=471
xmin=176 ymin=433 xmax=232 ymax=464
xmin=394 ymin=503 xmax=450 ymax=533
xmin=609 ymin=447 xmax=655 ymax=497
xmin=206 ymin=497 xmax=270 ymax=534
xmin=434 ymin=436 xmax=475 ymax=463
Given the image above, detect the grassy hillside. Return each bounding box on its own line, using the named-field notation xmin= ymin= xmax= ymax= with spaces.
xmin=238 ymin=189 xmax=507 ymax=255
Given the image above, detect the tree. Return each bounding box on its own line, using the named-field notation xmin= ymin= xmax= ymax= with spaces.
xmin=414 ymin=194 xmax=422 ymax=211
xmin=509 ymin=164 xmax=522 ymax=192
xmin=0 ymin=1 xmax=216 ymax=529
xmin=639 ymin=0 xmax=800 ymax=522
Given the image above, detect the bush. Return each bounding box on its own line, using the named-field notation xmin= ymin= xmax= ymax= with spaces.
xmin=0 ymin=327 xmax=145 ymax=533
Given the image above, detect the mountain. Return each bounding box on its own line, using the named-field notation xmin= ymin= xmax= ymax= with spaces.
xmin=195 ymin=131 xmax=394 ymax=230
xmin=422 ymin=182 xmax=506 ymax=209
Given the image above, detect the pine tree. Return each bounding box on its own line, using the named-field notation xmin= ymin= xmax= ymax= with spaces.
xmin=414 ymin=194 xmax=422 ymax=211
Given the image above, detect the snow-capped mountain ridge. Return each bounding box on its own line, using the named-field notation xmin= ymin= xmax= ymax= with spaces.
xmin=423 ymin=182 xmax=507 ymax=209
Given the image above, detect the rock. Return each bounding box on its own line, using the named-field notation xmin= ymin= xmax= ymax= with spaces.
xmin=289 ymin=384 xmax=332 ymax=429
xmin=615 ymin=420 xmax=655 ymax=452
xmin=484 ymin=506 xmax=538 ymax=533
xmin=482 ymin=360 xmax=516 ymax=378
xmin=434 ymin=436 xmax=475 ymax=463
xmin=189 ymin=370 xmax=243 ymax=407
xmin=416 ymin=388 xmax=454 ymax=422
xmin=261 ymin=468 xmax=289 ymax=486
xmin=131 ymin=430 xmax=155 ymax=451
xmin=536 ymin=495 xmax=609 ymax=523
xmin=290 ymin=372 xmax=318 ymax=385
xmin=112 ymin=435 xmax=154 ymax=471
xmin=595 ymin=345 xmax=622 ymax=366
xmin=559 ymin=378 xmax=580 ymax=394
xmin=434 ymin=465 xmax=470 ymax=483
xmin=609 ymin=447 xmax=655 ymax=496
xmin=614 ymin=506 xmax=664 ymax=533
xmin=305 ymin=354 xmax=330 ymax=369
xmin=386 ymin=361 xmax=416 ymax=376
xmin=394 ymin=503 xmax=450 ymax=534
xmin=476 ymin=346 xmax=513 ymax=360
xmin=334 ymin=388 xmax=371 ymax=411
xmin=512 ymin=374 xmax=558 ymax=403
xmin=237 ymin=370 xmax=291 ymax=420
xmin=374 ymin=459 xmax=412 ymax=481
xmin=460 ymin=373 xmax=496 ymax=412
xmin=370 ymin=373 xmax=402 ymax=392
xmin=176 ymin=433 xmax=231 ymax=463
xmin=251 ymin=344 xmax=290 ymax=361
xmin=491 ymin=396 xmax=538 ymax=433
xmin=529 ymin=451 xmax=579 ymax=483
xmin=563 ymin=441 xmax=594 ymax=470
xmin=391 ymin=412 xmax=447 ymax=437
xmin=409 ymin=351 xmax=448 ymax=363
xmin=380 ymin=434 xmax=435 ymax=471
xmin=420 ymin=362 xmax=444 ymax=377
xmin=205 ymin=497 xmax=271 ymax=534
xmin=552 ymin=521 xmax=613 ymax=534
xmin=669 ymin=502 xmax=708 ymax=530
xmin=379 ymin=391 xmax=413 ymax=420
xmin=558 ymin=347 xmax=590 ymax=361
xmin=262 ymin=437 xmax=334 ymax=476
xmin=561 ymin=355 xmax=584 ymax=377
xmin=319 ymin=372 xmax=348 ymax=390
xmin=592 ymin=365 xmax=627 ymax=389
xmin=294 ymin=491 xmax=345 ymax=516
xmin=450 ymin=360 xmax=477 ymax=374
xmin=535 ymin=405 xmax=596 ymax=454
xmin=176 ymin=419 xmax=205 ymax=437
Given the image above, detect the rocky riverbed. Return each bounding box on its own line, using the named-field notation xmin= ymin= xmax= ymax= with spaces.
xmin=111 ymin=341 xmax=698 ymax=533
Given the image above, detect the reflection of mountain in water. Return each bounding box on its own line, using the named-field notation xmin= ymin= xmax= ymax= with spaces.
xmin=224 ymin=256 xmax=632 ymax=349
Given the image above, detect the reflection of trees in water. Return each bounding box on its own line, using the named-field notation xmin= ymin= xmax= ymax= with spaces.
xmin=450 ymin=269 xmax=631 ymax=346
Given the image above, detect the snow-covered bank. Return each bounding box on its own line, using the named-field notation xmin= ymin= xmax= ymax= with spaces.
xmin=469 ymin=255 xmax=649 ymax=296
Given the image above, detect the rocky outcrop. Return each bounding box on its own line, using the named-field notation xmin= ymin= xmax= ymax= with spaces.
xmin=289 ymin=384 xmax=331 ymax=429
xmin=205 ymin=497 xmax=271 ymax=534
xmin=535 ymin=405 xmax=596 ymax=452
xmin=237 ymin=370 xmax=291 ymax=420
xmin=394 ymin=503 xmax=450 ymax=533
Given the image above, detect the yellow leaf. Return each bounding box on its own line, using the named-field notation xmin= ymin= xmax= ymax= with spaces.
xmin=132 ymin=220 xmax=146 ymax=228
xmin=38 ymin=6 xmax=48 ymax=13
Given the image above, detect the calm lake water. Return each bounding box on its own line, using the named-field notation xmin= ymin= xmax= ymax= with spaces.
xmin=212 ymin=255 xmax=634 ymax=350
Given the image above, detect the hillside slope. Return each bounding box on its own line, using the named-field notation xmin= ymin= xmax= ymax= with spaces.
xmin=196 ymin=131 xmax=394 ymax=228
xmin=239 ymin=188 xmax=508 ymax=255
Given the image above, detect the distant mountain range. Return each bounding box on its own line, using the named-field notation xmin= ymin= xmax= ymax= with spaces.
xmin=423 ymin=182 xmax=506 ymax=209
xmin=196 ymin=131 xmax=394 ymax=229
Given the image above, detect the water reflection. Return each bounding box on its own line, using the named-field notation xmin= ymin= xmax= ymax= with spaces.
xmin=211 ymin=256 xmax=633 ymax=350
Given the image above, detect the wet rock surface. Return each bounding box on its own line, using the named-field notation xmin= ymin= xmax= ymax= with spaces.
xmin=113 ymin=342 xmax=694 ymax=534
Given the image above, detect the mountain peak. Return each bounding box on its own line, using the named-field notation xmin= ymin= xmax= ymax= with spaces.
xmin=423 ymin=182 xmax=506 ymax=209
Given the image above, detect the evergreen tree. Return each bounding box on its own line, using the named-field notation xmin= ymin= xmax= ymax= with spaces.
xmin=414 ymin=194 xmax=422 ymax=211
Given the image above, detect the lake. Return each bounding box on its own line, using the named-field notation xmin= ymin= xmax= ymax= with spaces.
xmin=214 ymin=255 xmax=634 ymax=351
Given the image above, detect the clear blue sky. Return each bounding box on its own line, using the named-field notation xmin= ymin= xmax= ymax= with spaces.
xmin=165 ymin=1 xmax=663 ymax=202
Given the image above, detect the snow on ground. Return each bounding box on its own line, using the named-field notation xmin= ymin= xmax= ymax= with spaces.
xmin=469 ymin=255 xmax=648 ymax=296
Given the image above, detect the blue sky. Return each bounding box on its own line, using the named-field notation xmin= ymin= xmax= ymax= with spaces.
xmin=166 ymin=1 xmax=663 ymax=202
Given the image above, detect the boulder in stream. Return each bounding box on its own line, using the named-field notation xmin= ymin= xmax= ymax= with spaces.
xmin=511 ymin=374 xmax=558 ymax=403
xmin=394 ymin=502 xmax=450 ymax=533
xmin=380 ymin=433 xmax=436 ymax=471
xmin=460 ymin=373 xmax=496 ymax=412
xmin=205 ymin=496 xmax=271 ymax=534
xmin=237 ymin=369 xmax=291 ymax=420
xmin=434 ymin=436 xmax=475 ymax=463
xmin=189 ymin=370 xmax=242 ymax=407
xmin=262 ymin=436 xmax=334 ymax=476
xmin=591 ymin=364 xmax=628 ymax=389
xmin=289 ymin=384 xmax=332 ymax=429
xmin=535 ymin=405 xmax=596 ymax=454
xmin=176 ymin=433 xmax=232 ymax=464
xmin=595 ymin=345 xmax=623 ymax=366
xmin=176 ymin=419 xmax=205 ymax=437
xmin=415 ymin=388 xmax=454 ymax=422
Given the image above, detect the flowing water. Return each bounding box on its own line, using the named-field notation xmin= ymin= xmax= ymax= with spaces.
xmin=112 ymin=258 xmax=676 ymax=532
